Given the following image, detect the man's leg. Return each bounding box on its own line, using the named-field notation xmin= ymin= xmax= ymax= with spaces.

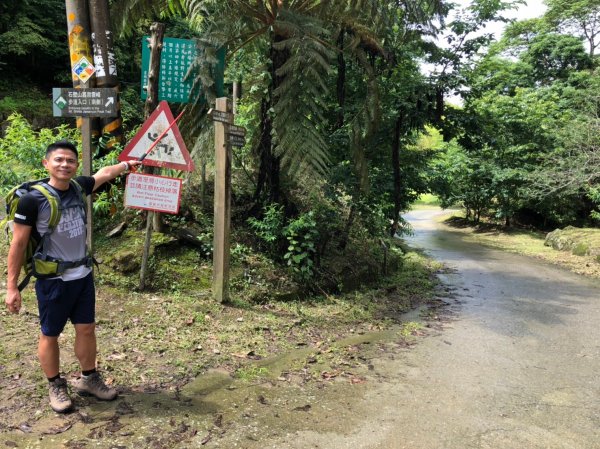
xmin=74 ymin=323 xmax=96 ymax=371
xmin=38 ymin=334 xmax=60 ymax=377
xmin=39 ymin=334 xmax=73 ymax=412
xmin=72 ymin=323 xmax=117 ymax=401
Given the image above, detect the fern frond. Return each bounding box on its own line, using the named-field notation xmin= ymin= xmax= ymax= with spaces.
xmin=111 ymin=0 xmax=187 ymax=36
xmin=269 ymin=13 xmax=334 ymax=180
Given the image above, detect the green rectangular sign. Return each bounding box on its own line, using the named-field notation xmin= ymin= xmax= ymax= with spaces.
xmin=141 ymin=37 xmax=225 ymax=104
xmin=52 ymin=87 xmax=118 ymax=117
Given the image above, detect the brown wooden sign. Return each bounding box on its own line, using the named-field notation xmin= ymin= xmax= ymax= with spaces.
xmin=208 ymin=108 xmax=233 ymax=123
xmin=228 ymin=124 xmax=246 ymax=136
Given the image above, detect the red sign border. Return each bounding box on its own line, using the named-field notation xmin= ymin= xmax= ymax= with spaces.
xmin=118 ymin=100 xmax=195 ymax=172
xmin=124 ymin=172 xmax=183 ymax=215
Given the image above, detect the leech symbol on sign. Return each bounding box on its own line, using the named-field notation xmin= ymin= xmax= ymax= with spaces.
xmin=118 ymin=101 xmax=195 ymax=172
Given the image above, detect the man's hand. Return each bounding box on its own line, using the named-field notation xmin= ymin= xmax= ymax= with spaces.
xmin=93 ymin=160 xmax=144 ymax=192
xmin=127 ymin=160 xmax=143 ymax=171
xmin=6 ymin=288 xmax=22 ymax=314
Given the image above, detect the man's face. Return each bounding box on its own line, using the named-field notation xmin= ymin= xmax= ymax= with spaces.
xmin=43 ymin=148 xmax=79 ymax=182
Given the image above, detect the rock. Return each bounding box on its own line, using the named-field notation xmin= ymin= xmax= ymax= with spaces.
xmin=544 ymin=227 xmax=600 ymax=259
xmin=544 ymin=228 xmax=575 ymax=251
xmin=107 ymin=250 xmax=141 ymax=273
xmin=107 ymin=222 xmax=128 ymax=238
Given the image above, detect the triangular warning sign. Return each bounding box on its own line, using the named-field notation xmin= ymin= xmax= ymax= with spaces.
xmin=118 ymin=101 xmax=195 ymax=172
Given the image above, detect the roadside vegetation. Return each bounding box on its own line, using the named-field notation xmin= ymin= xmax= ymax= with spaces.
xmin=437 ymin=209 xmax=600 ymax=279
xmin=1 ymin=0 xmax=600 ymax=445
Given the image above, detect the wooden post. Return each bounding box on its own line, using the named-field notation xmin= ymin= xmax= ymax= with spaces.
xmin=139 ymin=22 xmax=165 ymax=291
xmin=213 ymin=97 xmax=232 ymax=303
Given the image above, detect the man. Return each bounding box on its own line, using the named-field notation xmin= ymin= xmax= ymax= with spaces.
xmin=4 ymin=140 xmax=142 ymax=413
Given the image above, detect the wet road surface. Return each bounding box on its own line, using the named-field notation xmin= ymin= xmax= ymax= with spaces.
xmin=252 ymin=208 xmax=600 ymax=449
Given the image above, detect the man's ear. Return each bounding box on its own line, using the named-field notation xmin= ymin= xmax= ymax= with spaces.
xmin=42 ymin=158 xmax=48 ymax=169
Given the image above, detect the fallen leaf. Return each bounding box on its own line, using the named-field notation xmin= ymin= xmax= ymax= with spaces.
xmin=350 ymin=377 xmax=366 ymax=384
xmin=42 ymin=423 xmax=72 ymax=435
xmin=18 ymin=423 xmax=32 ymax=433
xmin=201 ymin=432 xmax=212 ymax=445
xmin=292 ymin=404 xmax=311 ymax=412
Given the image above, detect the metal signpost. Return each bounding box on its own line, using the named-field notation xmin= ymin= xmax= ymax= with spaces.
xmin=52 ymin=87 xmax=118 ymax=117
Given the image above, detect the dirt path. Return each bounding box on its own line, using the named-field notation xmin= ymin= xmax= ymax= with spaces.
xmin=218 ymin=208 xmax=600 ymax=449
xmin=2 ymin=208 xmax=599 ymax=448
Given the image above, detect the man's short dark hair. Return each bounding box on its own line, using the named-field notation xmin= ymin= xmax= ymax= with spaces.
xmin=46 ymin=141 xmax=79 ymax=159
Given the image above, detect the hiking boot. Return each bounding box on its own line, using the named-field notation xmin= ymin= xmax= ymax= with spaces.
xmin=72 ymin=372 xmax=118 ymax=401
xmin=49 ymin=378 xmax=73 ymax=413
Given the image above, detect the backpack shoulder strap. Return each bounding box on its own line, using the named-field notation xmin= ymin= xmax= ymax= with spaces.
xmin=30 ymin=183 xmax=61 ymax=229
xmin=69 ymin=179 xmax=88 ymax=224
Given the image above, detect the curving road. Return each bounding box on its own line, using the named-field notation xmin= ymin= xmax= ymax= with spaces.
xmin=250 ymin=208 xmax=600 ymax=449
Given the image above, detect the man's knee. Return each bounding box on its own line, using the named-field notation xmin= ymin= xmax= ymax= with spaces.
xmin=74 ymin=323 xmax=96 ymax=338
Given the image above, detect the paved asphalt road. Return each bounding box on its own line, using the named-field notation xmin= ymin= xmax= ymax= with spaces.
xmin=251 ymin=208 xmax=600 ymax=449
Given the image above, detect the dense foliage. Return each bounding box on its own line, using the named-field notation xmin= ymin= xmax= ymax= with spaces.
xmin=1 ymin=0 xmax=599 ymax=291
xmin=432 ymin=0 xmax=600 ymax=228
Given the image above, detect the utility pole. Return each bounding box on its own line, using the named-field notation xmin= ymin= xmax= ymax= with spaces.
xmin=65 ymin=0 xmax=95 ymax=248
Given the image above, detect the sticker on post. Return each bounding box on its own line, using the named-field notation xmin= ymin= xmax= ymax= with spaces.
xmin=125 ymin=173 xmax=182 ymax=214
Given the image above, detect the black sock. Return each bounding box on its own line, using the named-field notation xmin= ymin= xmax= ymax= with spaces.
xmin=82 ymin=368 xmax=97 ymax=376
xmin=47 ymin=374 xmax=60 ymax=383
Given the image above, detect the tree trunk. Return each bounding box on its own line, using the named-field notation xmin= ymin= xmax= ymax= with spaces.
xmin=253 ymin=35 xmax=285 ymax=207
xmin=338 ymin=203 xmax=356 ymax=251
xmin=233 ymin=80 xmax=242 ymax=114
xmin=88 ymin=0 xmax=124 ymax=156
xmin=336 ymin=30 xmax=346 ymax=128
xmin=391 ymin=115 xmax=402 ymax=236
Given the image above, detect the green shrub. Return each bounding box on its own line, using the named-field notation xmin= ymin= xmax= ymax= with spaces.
xmin=0 ymin=113 xmax=79 ymax=192
xmin=283 ymin=211 xmax=318 ymax=281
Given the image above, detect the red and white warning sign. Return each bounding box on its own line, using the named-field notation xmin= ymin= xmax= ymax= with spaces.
xmin=125 ymin=172 xmax=182 ymax=214
xmin=119 ymin=101 xmax=195 ymax=171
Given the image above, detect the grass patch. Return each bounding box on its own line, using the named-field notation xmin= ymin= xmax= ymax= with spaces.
xmin=234 ymin=366 xmax=270 ymax=381
xmin=412 ymin=194 xmax=441 ymax=206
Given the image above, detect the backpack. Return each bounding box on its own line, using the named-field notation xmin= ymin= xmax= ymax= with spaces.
xmin=1 ymin=179 xmax=91 ymax=291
